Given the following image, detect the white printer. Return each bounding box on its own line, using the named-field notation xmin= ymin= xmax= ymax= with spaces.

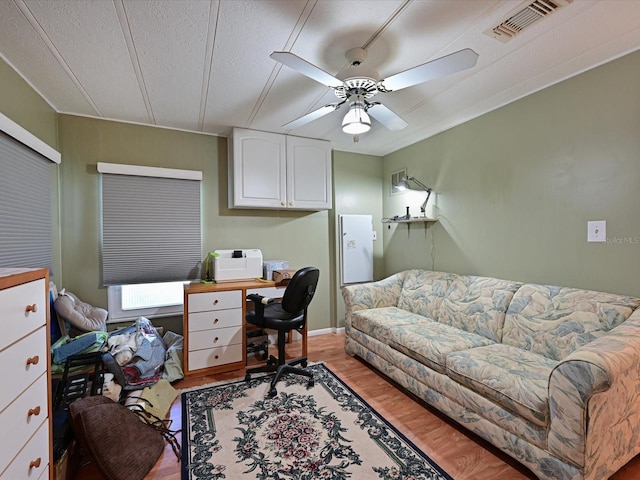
xmin=213 ymin=249 xmax=263 ymax=282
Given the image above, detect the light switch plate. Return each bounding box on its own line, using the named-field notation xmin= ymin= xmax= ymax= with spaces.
xmin=587 ymin=220 xmax=606 ymax=242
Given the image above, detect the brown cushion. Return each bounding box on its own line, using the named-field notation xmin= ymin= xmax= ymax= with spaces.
xmin=69 ymin=396 xmax=164 ymax=480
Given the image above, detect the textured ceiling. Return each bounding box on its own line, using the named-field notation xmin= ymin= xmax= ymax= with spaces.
xmin=1 ymin=0 xmax=640 ymax=156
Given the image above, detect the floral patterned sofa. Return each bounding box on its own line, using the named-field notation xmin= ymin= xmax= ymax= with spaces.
xmin=342 ymin=269 xmax=640 ymax=480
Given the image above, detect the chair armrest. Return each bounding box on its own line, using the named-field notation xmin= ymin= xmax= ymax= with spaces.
xmin=246 ymin=294 xmax=274 ymax=323
xmin=548 ymin=311 xmax=640 ymax=475
xmin=246 ymin=294 xmax=274 ymax=305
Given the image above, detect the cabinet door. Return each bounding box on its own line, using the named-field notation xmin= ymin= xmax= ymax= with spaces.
xmin=286 ymin=135 xmax=332 ymax=210
xmin=229 ymin=128 xmax=286 ymax=208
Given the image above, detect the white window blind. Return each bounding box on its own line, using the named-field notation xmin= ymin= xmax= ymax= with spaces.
xmin=0 ymin=130 xmax=54 ymax=272
xmin=99 ymin=163 xmax=202 ymax=285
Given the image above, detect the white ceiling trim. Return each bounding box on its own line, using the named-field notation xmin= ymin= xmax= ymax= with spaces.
xmin=13 ymin=0 xmax=102 ymax=116
xmin=113 ymin=0 xmax=154 ymax=124
xmin=198 ymin=0 xmax=220 ymax=131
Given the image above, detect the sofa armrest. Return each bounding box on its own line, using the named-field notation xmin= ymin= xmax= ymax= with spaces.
xmin=548 ymin=311 xmax=640 ymax=475
xmin=341 ymin=272 xmax=406 ymax=328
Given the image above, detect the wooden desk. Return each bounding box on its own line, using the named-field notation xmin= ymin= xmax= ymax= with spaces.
xmin=183 ymin=280 xmax=306 ymax=377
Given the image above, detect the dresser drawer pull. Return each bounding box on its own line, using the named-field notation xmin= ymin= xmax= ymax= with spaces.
xmin=214 ymin=355 xmax=219 ymax=360
xmin=213 ymin=299 xmax=219 ymax=306
xmin=26 ymin=355 xmax=40 ymax=366
xmin=213 ymin=318 xmax=219 ymax=324
xmin=28 ymin=406 xmax=42 ymax=417
xmin=213 ymin=337 xmax=219 ymax=343
xmin=25 ymin=303 xmax=38 ymax=313
xmin=29 ymin=457 xmax=42 ymax=469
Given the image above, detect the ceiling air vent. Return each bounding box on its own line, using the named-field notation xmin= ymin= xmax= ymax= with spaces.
xmin=485 ymin=0 xmax=573 ymax=43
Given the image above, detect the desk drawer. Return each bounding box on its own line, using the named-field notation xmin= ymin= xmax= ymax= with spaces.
xmin=0 ymin=327 xmax=47 ymax=412
xmin=188 ymin=308 xmax=242 ymax=333
xmin=0 ymin=373 xmax=48 ymax=474
xmin=188 ymin=344 xmax=243 ymax=370
xmin=188 ymin=326 xmax=243 ymax=352
xmin=0 ymin=278 xmax=46 ymax=351
xmin=188 ymin=290 xmax=242 ymax=313
xmin=1 ymin=420 xmax=49 ymax=479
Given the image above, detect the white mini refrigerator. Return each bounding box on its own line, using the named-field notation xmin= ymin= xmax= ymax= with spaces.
xmin=339 ymin=214 xmax=374 ymax=285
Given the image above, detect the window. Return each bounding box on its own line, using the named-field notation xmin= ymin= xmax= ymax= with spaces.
xmin=98 ymin=162 xmax=203 ymax=285
xmin=107 ymin=281 xmax=188 ymax=323
xmin=0 ymin=113 xmax=60 ymax=272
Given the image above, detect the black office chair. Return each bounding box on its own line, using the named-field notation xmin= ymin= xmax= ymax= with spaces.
xmin=244 ymin=266 xmax=319 ymax=397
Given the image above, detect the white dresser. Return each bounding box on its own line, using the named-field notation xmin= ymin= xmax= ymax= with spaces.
xmin=0 ymin=268 xmax=51 ymax=480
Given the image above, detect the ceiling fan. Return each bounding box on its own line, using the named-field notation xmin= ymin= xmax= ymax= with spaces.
xmin=271 ymin=47 xmax=479 ymax=135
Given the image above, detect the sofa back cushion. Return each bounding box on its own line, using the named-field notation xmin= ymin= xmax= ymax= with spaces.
xmin=438 ymin=276 xmax=523 ymax=342
xmin=397 ymin=270 xmax=457 ymax=319
xmin=503 ymin=284 xmax=640 ymax=360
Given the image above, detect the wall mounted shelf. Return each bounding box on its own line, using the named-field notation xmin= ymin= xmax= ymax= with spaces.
xmin=382 ymin=217 xmax=438 ymax=236
xmin=382 ymin=217 xmax=438 ymax=225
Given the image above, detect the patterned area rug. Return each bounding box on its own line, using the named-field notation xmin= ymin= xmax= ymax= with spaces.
xmin=181 ymin=363 xmax=452 ymax=480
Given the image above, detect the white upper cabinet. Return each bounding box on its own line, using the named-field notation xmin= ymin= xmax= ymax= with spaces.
xmin=229 ymin=128 xmax=332 ymax=210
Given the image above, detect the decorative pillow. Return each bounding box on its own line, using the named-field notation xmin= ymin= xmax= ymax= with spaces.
xmin=69 ymin=396 xmax=164 ymax=480
xmin=54 ymin=289 xmax=108 ymax=332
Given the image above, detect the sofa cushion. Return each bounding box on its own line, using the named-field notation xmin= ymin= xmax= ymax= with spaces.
xmin=503 ymin=284 xmax=640 ymax=361
xmin=388 ymin=322 xmax=495 ymax=374
xmin=446 ymin=344 xmax=557 ymax=427
xmin=351 ymin=307 xmax=430 ymax=339
xmin=438 ymin=275 xmax=522 ymax=342
xmin=397 ymin=270 xmax=458 ymax=319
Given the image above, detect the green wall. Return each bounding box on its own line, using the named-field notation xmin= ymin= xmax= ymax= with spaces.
xmin=0 ymin=58 xmax=58 ymax=149
xmin=384 ymin=49 xmax=640 ymax=297
xmin=332 ymin=150 xmax=384 ymax=326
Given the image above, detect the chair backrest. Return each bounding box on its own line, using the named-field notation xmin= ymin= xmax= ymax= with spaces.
xmin=281 ymin=267 xmax=319 ymax=315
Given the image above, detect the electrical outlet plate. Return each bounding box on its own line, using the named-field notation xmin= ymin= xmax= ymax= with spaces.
xmin=587 ymin=220 xmax=606 ymax=242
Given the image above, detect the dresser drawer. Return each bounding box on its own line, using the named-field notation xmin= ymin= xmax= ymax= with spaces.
xmin=188 ymin=290 xmax=242 ymax=313
xmin=0 ymin=373 xmax=48 ymax=474
xmin=0 ymin=278 xmax=46 ymax=351
xmin=0 ymin=327 xmax=47 ymax=412
xmin=188 ymin=325 xmax=243 ymax=352
xmin=188 ymin=344 xmax=243 ymax=371
xmin=188 ymin=308 xmax=242 ymax=333
xmin=0 ymin=420 xmax=49 ymax=479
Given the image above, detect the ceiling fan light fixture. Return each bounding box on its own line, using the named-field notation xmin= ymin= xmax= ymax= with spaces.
xmin=342 ymin=96 xmax=371 ymax=135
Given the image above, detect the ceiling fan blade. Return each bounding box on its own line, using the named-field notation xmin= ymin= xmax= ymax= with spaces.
xmin=380 ymin=48 xmax=479 ymax=92
xmin=271 ymin=52 xmax=343 ymax=88
xmin=282 ymin=104 xmax=340 ymax=130
xmin=368 ymin=104 xmax=408 ymax=131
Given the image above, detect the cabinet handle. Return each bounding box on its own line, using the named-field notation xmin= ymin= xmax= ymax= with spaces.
xmin=213 ymin=318 xmax=219 ymax=324
xmin=213 ymin=299 xmax=219 ymax=305
xmin=26 ymin=355 xmax=39 ymax=366
xmin=281 ymin=201 xmax=286 ymax=206
xmin=25 ymin=303 xmax=37 ymax=313
xmin=213 ymin=337 xmax=219 ymax=343
xmin=28 ymin=406 xmax=41 ymax=417
xmin=29 ymin=458 xmax=41 ymax=469
xmin=289 ymin=201 xmax=293 ymax=206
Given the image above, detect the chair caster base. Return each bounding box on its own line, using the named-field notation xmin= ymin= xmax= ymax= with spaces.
xmin=245 ymin=374 xmax=251 ymax=382
xmin=268 ymin=387 xmax=277 ymax=397
xmin=307 ymin=378 xmax=314 ymax=389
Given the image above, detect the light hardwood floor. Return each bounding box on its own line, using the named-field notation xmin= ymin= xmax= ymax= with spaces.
xmin=74 ymin=332 xmax=640 ymax=480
